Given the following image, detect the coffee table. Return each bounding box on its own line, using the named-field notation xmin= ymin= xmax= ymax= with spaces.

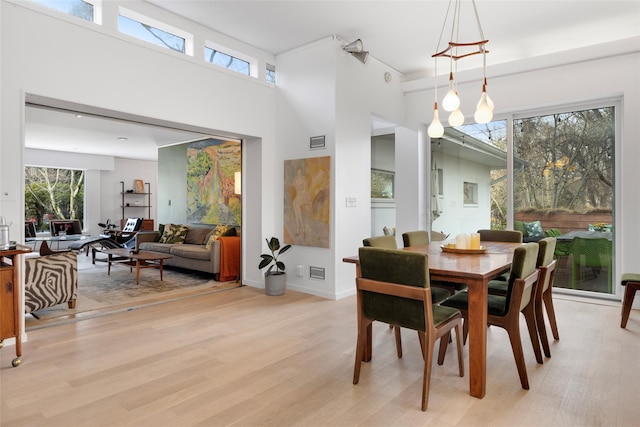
xmin=105 ymin=248 xmax=173 ymax=284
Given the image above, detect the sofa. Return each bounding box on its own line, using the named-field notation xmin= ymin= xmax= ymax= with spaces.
xmin=135 ymin=225 xmax=240 ymax=281
xmin=24 ymin=251 xmax=78 ymax=313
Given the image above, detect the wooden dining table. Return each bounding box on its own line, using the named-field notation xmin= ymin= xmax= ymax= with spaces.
xmin=343 ymin=240 xmax=522 ymax=399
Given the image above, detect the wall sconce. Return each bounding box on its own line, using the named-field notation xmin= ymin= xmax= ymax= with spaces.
xmin=234 ymin=171 xmax=241 ymax=195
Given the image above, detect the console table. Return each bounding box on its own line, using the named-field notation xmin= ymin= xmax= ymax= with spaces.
xmin=0 ymin=245 xmax=33 ymax=367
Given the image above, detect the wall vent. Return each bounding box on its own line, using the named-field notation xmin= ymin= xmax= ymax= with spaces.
xmin=310 ymin=135 xmax=326 ymax=149
xmin=309 ymin=266 xmax=325 ymax=280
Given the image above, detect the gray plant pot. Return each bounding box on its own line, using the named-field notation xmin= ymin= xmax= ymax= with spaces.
xmin=265 ymin=272 xmax=286 ymax=296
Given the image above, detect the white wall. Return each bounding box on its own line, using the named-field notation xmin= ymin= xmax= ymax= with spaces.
xmin=271 ymin=37 xmax=406 ymax=299
xmin=430 ymin=151 xmax=492 ymax=236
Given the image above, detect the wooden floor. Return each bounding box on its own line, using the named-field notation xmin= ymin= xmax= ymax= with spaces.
xmin=1 ymin=286 xmax=639 ymax=426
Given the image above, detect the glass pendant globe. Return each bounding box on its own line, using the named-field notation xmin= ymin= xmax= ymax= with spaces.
xmin=428 ymin=109 xmax=444 ymax=138
xmin=474 ymin=93 xmax=493 ymax=124
xmin=448 ymin=108 xmax=465 ymax=127
xmin=442 ymin=89 xmax=460 ymax=112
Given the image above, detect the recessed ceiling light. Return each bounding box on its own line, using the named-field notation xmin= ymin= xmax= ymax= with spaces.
xmin=75 ymin=114 xmax=82 ymax=118
xmin=117 ymin=137 xmax=128 ymax=141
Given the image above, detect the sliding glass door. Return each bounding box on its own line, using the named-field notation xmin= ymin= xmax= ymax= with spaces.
xmin=514 ymin=106 xmax=615 ymax=295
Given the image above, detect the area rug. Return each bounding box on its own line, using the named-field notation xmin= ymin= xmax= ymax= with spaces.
xmin=25 ymin=253 xmax=240 ymax=329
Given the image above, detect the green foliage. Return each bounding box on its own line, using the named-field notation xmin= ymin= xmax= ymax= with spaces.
xmin=24 ymin=167 xmax=84 ymax=230
xmin=258 ymin=237 xmax=292 ymax=275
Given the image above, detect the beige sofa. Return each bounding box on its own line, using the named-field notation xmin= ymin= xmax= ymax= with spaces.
xmin=135 ymin=227 xmax=239 ymax=278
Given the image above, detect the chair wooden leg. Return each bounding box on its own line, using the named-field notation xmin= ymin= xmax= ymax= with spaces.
xmin=523 ymin=304 xmax=543 ymax=364
xmin=437 ymin=332 xmax=449 ymax=365
xmin=621 ymin=283 xmax=639 ymax=328
xmin=421 ymin=332 xmax=435 ymax=412
xmin=543 ymin=289 xmax=560 ymax=340
xmin=353 ymin=319 xmax=372 ymax=384
xmin=394 ymin=326 xmax=403 ymax=358
xmin=68 ymin=299 xmax=76 ymax=309
xmin=454 ymin=322 xmax=464 ymax=377
xmin=535 ymin=297 xmax=551 ymax=358
xmin=506 ymin=324 xmax=529 ymax=390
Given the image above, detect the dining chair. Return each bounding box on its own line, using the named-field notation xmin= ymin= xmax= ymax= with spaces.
xmin=354 ymin=247 xmax=464 ymax=411
xmin=403 ymin=230 xmax=467 ymax=296
xmin=440 ymin=242 xmax=541 ymax=389
xmin=363 ymin=235 xmax=397 ymax=249
xmin=620 ymin=273 xmax=640 ymax=328
xmin=488 ymin=237 xmax=560 ymax=358
xmin=364 ymin=234 xmax=449 ymax=356
xmin=479 ymin=229 xmax=523 ymax=281
xmin=570 ymin=237 xmax=612 ymax=292
xmin=477 ymin=229 xmax=523 ymax=243
xmin=402 ymin=230 xmax=430 ymax=247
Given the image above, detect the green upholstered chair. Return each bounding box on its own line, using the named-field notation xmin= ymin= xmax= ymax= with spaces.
xmin=570 ymin=237 xmax=612 ymax=292
xmin=620 ymin=273 xmax=640 ymax=328
xmin=489 ymin=238 xmax=560 ymax=357
xmin=479 ymin=228 xmax=523 ymax=282
xmin=363 ymin=235 xmax=397 ymax=249
xmin=364 ymin=234 xmax=449 ymax=355
xmin=354 ymin=247 xmax=464 ymax=411
xmin=401 ymin=230 xmax=430 ymax=247
xmin=544 ymin=228 xmax=571 ymax=257
xmin=403 ymin=230 xmax=467 ymax=296
xmin=441 ymin=242 xmax=541 ymax=389
xmin=478 ymin=229 xmax=523 ymax=243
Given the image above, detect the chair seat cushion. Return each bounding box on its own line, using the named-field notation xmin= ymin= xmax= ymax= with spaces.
xmin=441 ymin=291 xmax=508 ymax=316
xmin=487 ymin=279 xmax=509 ymax=295
xmin=431 ymin=287 xmax=450 ymax=304
xmin=621 ymin=273 xmax=640 ymax=285
xmin=432 ymin=304 xmax=461 ymax=327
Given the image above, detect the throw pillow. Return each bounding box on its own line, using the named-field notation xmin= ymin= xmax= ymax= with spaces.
xmin=524 ymin=220 xmax=545 ymax=238
xmin=222 ymin=227 xmax=237 ymax=237
xmin=154 ymin=223 xmax=165 ymax=242
xmin=159 ymin=224 xmax=189 ymax=244
xmin=205 ymin=233 xmax=218 ymax=250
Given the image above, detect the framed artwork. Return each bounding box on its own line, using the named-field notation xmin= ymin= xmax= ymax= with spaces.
xmin=186 ymin=138 xmax=242 ymax=226
xmin=371 ymin=169 xmax=394 ymax=200
xmin=134 ymin=179 xmax=145 ymax=193
xmin=284 ymin=156 xmax=331 ymax=248
xmin=463 ymin=181 xmax=478 ymax=205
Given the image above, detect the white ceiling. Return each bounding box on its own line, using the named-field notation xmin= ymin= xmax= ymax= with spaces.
xmin=25 ymin=1 xmax=640 ymax=161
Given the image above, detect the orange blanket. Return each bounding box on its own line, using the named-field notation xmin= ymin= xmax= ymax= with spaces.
xmin=218 ymin=236 xmax=241 ymax=281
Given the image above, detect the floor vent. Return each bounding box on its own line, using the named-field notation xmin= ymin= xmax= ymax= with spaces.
xmin=309 ymin=266 xmax=325 ymax=280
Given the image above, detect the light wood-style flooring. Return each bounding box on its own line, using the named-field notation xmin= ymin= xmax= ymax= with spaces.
xmin=1 ymin=286 xmax=639 ymax=426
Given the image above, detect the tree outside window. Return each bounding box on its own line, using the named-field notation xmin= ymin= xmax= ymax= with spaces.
xmin=25 ymin=167 xmax=85 ymax=232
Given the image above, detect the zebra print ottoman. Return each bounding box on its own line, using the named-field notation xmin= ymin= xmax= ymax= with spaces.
xmin=24 ymin=252 xmax=78 ymax=314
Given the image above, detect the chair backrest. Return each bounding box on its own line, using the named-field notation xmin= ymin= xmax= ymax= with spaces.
xmin=357 ymin=247 xmax=431 ymax=330
xmin=503 ymin=242 xmax=539 ymax=314
xmin=478 ymin=229 xmax=523 ymax=243
xmin=402 ymin=230 xmax=430 ymax=248
xmin=430 ymin=231 xmax=448 ymax=242
xmin=536 ymin=237 xmax=557 ymax=293
xmin=122 ymin=217 xmax=143 ymax=232
xmin=570 ymin=237 xmax=612 ymax=267
xmin=363 ymin=235 xmax=397 ymax=249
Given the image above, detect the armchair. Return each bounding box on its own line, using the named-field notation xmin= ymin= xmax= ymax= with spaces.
xmin=24 ymin=251 xmax=78 ymax=313
xmin=570 ymin=237 xmax=612 ymax=292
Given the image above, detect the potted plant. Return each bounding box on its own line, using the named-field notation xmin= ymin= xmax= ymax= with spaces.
xmin=258 ymin=237 xmax=292 ymax=296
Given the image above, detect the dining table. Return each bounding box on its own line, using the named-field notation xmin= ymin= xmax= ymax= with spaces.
xmin=343 ymin=240 xmax=523 ymax=399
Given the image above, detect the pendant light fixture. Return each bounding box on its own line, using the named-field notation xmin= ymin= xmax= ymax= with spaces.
xmin=428 ymin=0 xmax=493 ymax=138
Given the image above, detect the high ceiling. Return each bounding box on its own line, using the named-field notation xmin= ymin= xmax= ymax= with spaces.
xmin=25 ymin=1 xmax=640 ymax=161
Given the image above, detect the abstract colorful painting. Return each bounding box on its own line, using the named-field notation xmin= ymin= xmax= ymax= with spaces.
xmin=187 ymin=138 xmax=241 ymax=226
xmin=284 ymin=156 xmax=330 ymax=248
